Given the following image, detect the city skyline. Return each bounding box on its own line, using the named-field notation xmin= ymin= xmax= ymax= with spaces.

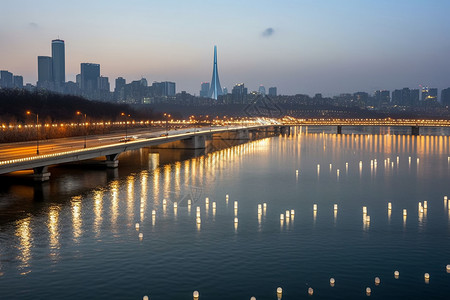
xmin=1 ymin=0 xmax=450 ymax=96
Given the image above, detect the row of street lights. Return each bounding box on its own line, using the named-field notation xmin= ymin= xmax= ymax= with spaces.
xmin=23 ymin=110 xmax=206 ymax=155
xmin=25 ymin=110 xmax=132 ymax=155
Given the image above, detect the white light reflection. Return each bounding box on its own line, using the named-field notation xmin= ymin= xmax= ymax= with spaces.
xmin=110 ymin=180 xmax=119 ymax=231
xmin=48 ymin=205 xmax=60 ymax=261
xmin=71 ymin=196 xmax=82 ymax=243
xmin=15 ymin=217 xmax=32 ymax=275
xmin=93 ymin=190 xmax=103 ymax=237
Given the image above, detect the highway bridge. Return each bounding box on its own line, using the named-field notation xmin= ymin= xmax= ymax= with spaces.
xmin=281 ymin=118 xmax=450 ymax=134
xmin=0 ymin=125 xmax=288 ymax=181
xmin=2 ymin=117 xmax=450 ymax=182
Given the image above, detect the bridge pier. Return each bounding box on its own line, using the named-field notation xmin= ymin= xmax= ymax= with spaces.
xmin=337 ymin=125 xmax=342 ymax=134
xmin=32 ymin=166 xmax=51 ymax=182
xmin=411 ymin=126 xmax=420 ymax=135
xmin=280 ymin=126 xmax=290 ymax=135
xmin=104 ymin=153 xmax=120 ymax=168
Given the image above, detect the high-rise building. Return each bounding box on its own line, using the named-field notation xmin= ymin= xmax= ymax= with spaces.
xmin=401 ymin=88 xmax=411 ymax=106
xmin=209 ymin=45 xmax=222 ymax=99
xmin=223 ymin=87 xmax=228 ymax=95
xmin=114 ymin=77 xmax=126 ymax=101
xmin=98 ymin=76 xmax=110 ymax=92
xmin=442 ymin=88 xmax=450 ymax=107
xmin=37 ymin=56 xmax=53 ymax=85
xmin=421 ymin=86 xmax=438 ymax=102
xmin=13 ymin=76 xmax=23 ymax=88
xmin=80 ymin=63 xmax=100 ymax=96
xmin=374 ymin=90 xmax=390 ymax=108
xmin=258 ymin=85 xmax=266 ymax=95
xmin=353 ymin=92 xmax=368 ymax=105
xmin=268 ymin=87 xmax=277 ymax=97
xmin=392 ymin=89 xmax=402 ymax=105
xmin=51 ymin=39 xmax=65 ymax=84
xmin=232 ymin=83 xmax=248 ymax=104
xmin=161 ymin=81 xmax=176 ymax=97
xmin=410 ymin=89 xmax=420 ymax=106
xmin=200 ymin=82 xmax=210 ymax=97
xmin=115 ymin=77 xmax=126 ymax=93
xmin=429 ymin=88 xmax=438 ymax=101
xmin=0 ymin=70 xmax=13 ymax=88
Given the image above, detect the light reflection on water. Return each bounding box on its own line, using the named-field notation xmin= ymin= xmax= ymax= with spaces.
xmin=0 ymin=127 xmax=450 ymax=299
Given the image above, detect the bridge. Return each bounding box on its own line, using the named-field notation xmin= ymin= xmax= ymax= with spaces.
xmin=282 ymin=118 xmax=450 ymax=135
xmin=0 ymin=125 xmax=288 ymax=181
xmin=2 ymin=117 xmax=450 ymax=182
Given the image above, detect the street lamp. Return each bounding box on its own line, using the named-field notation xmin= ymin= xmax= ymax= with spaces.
xmin=26 ymin=110 xmax=39 ymax=155
xmin=163 ymin=113 xmax=171 ymax=136
xmin=76 ymin=111 xmax=87 ymax=148
xmin=121 ymin=112 xmax=131 ymax=141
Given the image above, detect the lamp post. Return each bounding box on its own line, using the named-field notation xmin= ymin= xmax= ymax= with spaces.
xmin=163 ymin=113 xmax=171 ymax=136
xmin=76 ymin=111 xmax=87 ymax=148
xmin=26 ymin=110 xmax=39 ymax=155
xmin=121 ymin=112 xmax=130 ymax=141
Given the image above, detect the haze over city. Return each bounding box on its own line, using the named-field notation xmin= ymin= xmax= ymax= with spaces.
xmin=1 ymin=0 xmax=450 ymax=96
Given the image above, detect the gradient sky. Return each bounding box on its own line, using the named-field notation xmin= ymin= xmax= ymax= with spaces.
xmin=1 ymin=0 xmax=450 ymax=96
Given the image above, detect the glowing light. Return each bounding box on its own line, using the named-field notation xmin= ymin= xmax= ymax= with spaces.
xmin=308 ymin=287 xmax=314 ymax=295
xmin=277 ymin=287 xmax=282 ymax=295
xmin=330 ymin=278 xmax=335 ymax=286
xmin=375 ymin=277 xmax=380 ymax=285
xmin=394 ymin=270 xmax=399 ymax=278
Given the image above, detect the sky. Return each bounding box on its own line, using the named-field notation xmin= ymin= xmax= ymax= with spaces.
xmin=1 ymin=0 xmax=450 ymax=96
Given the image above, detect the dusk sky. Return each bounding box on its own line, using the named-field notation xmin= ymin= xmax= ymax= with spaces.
xmin=1 ymin=0 xmax=450 ymax=96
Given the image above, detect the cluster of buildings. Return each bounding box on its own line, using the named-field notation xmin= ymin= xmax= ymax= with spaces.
xmin=0 ymin=70 xmax=25 ymax=90
xmin=2 ymin=40 xmax=450 ymax=109
xmin=317 ymin=86 xmax=448 ymax=109
xmin=0 ymin=39 xmax=177 ymax=103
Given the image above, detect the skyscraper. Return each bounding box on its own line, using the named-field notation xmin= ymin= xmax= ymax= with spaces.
xmin=268 ymin=87 xmax=277 ymax=97
xmin=37 ymin=56 xmax=53 ymax=84
xmin=51 ymin=39 xmax=65 ymax=84
xmin=0 ymin=70 xmax=13 ymax=88
xmin=258 ymin=85 xmax=266 ymax=95
xmin=442 ymin=88 xmax=450 ymax=107
xmin=161 ymin=81 xmax=176 ymax=97
xmin=209 ymin=46 xmax=222 ymax=100
xmin=13 ymin=76 xmax=23 ymax=88
xmin=80 ymin=63 xmax=100 ymax=95
xmin=200 ymin=82 xmax=210 ymax=97
xmin=232 ymin=83 xmax=247 ymax=104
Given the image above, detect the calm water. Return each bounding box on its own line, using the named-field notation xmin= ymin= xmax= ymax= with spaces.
xmin=1 ymin=126 xmax=450 ymax=299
